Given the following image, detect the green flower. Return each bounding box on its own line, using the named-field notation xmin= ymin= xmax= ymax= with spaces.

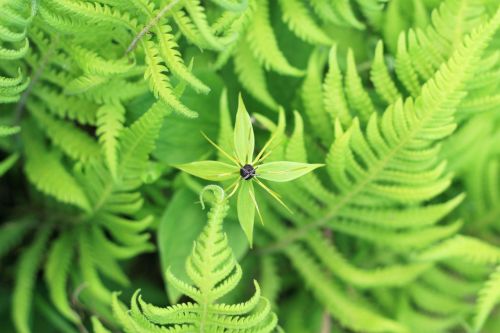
xmin=175 ymin=95 xmax=323 ymax=245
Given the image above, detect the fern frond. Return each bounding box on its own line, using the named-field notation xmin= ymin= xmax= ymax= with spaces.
xmin=12 ymin=227 xmax=51 ymax=333
xmin=66 ymin=44 xmax=135 ymax=76
xmin=301 ymin=50 xmax=333 ymax=146
xmin=155 ymin=24 xmax=210 ymax=94
xmin=115 ymin=186 xmax=279 ymax=332
xmin=96 ymin=103 xmax=125 ymax=179
xmin=183 ymin=0 xmax=232 ymax=51
xmin=0 ymin=220 xmax=33 ymax=259
xmin=345 ymin=49 xmax=376 ymax=122
xmin=0 ymin=0 xmax=31 ymax=103
xmin=234 ymin=40 xmax=278 ymax=110
xmin=323 ymin=46 xmax=352 ymax=126
xmin=415 ymin=235 xmax=500 ymax=264
xmin=278 ymin=0 xmax=332 ymax=46
xmin=91 ymin=317 xmax=112 ymax=333
xmin=473 ymin=265 xmax=500 ymax=332
xmin=32 ymin=86 xmax=98 ymax=125
xmin=118 ymin=101 xmax=170 ymax=180
xmin=284 ymin=242 xmax=409 ymax=333
xmin=0 ymin=125 xmax=20 ymax=137
xmin=44 ymin=232 xmax=79 ymax=323
xmin=78 ymin=227 xmax=112 ymax=303
xmin=370 ymin=41 xmax=400 ymax=104
xmin=254 ymin=13 xmax=500 ymax=330
xmin=210 ymin=0 xmax=249 ymax=12
xmin=309 ymin=0 xmax=348 ymax=26
xmin=0 ymin=153 xmax=19 ymax=177
xmin=143 ymin=40 xmax=198 ymax=118
xmin=246 ymin=0 xmax=303 ymax=76
xmin=22 ymin=125 xmax=91 ymax=211
xmin=260 ymin=256 xmax=281 ymax=310
xmin=28 ymin=102 xmax=100 ymax=162
xmin=394 ymin=32 xmax=421 ymax=97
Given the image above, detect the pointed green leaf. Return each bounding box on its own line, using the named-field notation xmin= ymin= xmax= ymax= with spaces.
xmin=234 ymin=95 xmax=254 ymax=165
xmin=175 ymin=161 xmax=239 ymax=181
xmin=13 ymin=227 xmax=51 ymax=333
xmin=257 ymin=161 xmax=323 ymax=182
xmin=238 ymin=181 xmax=256 ymax=246
xmin=0 ymin=153 xmax=19 ymax=177
xmin=44 ymin=232 xmax=79 ymax=323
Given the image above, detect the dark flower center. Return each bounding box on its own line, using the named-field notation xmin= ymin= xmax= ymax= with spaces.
xmin=240 ymin=164 xmax=256 ymax=180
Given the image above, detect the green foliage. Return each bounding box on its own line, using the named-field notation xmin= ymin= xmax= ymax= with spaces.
xmin=176 ymin=95 xmax=322 ymax=245
xmin=0 ymin=0 xmax=32 ymax=104
xmin=112 ymin=185 xmax=279 ymax=332
xmin=1 ymin=1 xmax=500 ymax=333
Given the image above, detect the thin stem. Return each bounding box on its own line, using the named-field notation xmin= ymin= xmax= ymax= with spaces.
xmin=125 ymin=0 xmax=182 ymax=54
xmin=320 ymin=311 xmax=332 ymax=333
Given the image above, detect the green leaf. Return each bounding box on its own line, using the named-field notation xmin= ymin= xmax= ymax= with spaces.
xmin=234 ymin=95 xmax=254 ymax=165
xmin=175 ymin=160 xmax=239 ymax=181
xmin=0 ymin=153 xmax=19 ymax=177
xmin=96 ymin=103 xmax=125 ymax=179
xmin=0 ymin=219 xmax=32 ymax=260
xmin=90 ymin=317 xmax=112 ymax=333
xmin=159 ymin=189 xmax=205 ymax=304
xmin=0 ymin=125 xmax=20 ymax=137
xmin=44 ymin=232 xmax=79 ymax=323
xmin=257 ymin=161 xmax=323 ymax=182
xmin=238 ymin=181 xmax=256 ymax=246
xmin=12 ymin=227 xmax=51 ymax=333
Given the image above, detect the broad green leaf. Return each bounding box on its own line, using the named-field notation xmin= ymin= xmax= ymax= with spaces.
xmin=175 ymin=160 xmax=239 ymax=181
xmin=159 ymin=189 xmax=205 ymax=303
xmin=234 ymin=95 xmax=254 ymax=164
xmin=257 ymin=161 xmax=323 ymax=182
xmin=238 ymin=181 xmax=256 ymax=246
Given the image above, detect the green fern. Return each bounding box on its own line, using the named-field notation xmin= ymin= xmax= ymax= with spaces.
xmin=473 ymin=266 xmax=500 ymax=332
xmin=2 ymin=1 xmax=500 ymax=332
xmin=113 ymin=185 xmax=279 ymax=332
xmin=253 ymin=6 xmax=500 ymax=332
xmin=12 ymin=227 xmax=51 ymax=333
xmin=0 ymin=0 xmax=32 ymax=103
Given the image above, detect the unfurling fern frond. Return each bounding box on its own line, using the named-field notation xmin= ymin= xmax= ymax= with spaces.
xmin=113 ymin=185 xmax=279 ymax=332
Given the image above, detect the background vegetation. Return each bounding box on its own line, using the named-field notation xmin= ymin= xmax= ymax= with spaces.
xmin=1 ymin=0 xmax=500 ymax=332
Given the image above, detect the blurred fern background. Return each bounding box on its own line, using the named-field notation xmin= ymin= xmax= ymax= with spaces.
xmin=1 ymin=0 xmax=500 ymax=332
